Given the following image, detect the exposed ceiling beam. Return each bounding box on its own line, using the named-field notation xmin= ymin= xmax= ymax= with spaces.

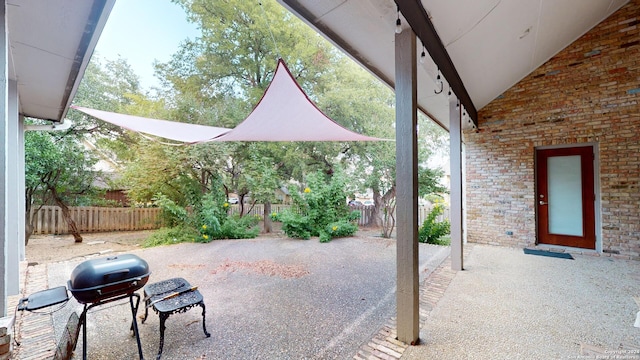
xmin=278 ymin=0 xmax=446 ymax=131
xmin=395 ymin=0 xmax=478 ymax=126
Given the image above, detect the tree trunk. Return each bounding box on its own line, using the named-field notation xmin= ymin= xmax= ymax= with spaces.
xmin=381 ymin=200 xmax=397 ymax=238
xmin=367 ymin=186 xmax=395 ymax=228
xmin=49 ymin=186 xmax=83 ymax=242
xmin=25 ymin=217 xmax=33 ymax=246
xmin=373 ymin=189 xmax=384 ymax=227
xmin=24 ymin=188 xmax=41 ymax=245
xmin=263 ymin=202 xmax=272 ymax=233
xmin=238 ymin=194 xmax=246 ymax=217
xmin=25 ymin=193 xmax=33 ymax=245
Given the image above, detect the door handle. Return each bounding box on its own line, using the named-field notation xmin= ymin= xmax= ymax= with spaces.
xmin=539 ymin=200 xmax=548 ymax=205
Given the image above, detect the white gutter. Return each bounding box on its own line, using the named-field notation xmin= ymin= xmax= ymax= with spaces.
xmin=24 ymin=121 xmax=72 ymax=131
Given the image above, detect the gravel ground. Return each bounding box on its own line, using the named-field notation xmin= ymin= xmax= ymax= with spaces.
xmin=41 ymin=233 xmax=449 ymax=360
xmin=402 ymin=245 xmax=640 ymax=360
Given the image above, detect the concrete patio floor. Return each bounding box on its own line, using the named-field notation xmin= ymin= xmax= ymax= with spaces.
xmin=10 ymin=237 xmax=640 ymax=359
xmin=11 ymin=235 xmax=449 ymax=360
xmin=402 ymin=245 xmax=640 ymax=360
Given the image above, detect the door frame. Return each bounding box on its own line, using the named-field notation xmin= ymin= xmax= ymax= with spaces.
xmin=534 ymin=143 xmax=601 ymax=252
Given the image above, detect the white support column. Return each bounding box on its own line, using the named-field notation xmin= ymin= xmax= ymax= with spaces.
xmin=449 ymin=98 xmax=464 ymax=271
xmin=395 ymin=29 xmax=420 ymax=344
xmin=18 ymin=115 xmax=25 ymax=262
xmin=0 ymin=0 xmax=8 ymax=316
xmin=7 ymin=80 xmax=18 ymax=295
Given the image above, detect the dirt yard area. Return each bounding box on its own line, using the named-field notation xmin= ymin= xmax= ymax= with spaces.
xmin=25 ymin=227 xmax=386 ymax=265
xmin=25 ymin=230 xmax=153 ymax=265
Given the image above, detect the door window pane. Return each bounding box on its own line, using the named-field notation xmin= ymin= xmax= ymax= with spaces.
xmin=548 ymin=155 xmax=583 ymax=236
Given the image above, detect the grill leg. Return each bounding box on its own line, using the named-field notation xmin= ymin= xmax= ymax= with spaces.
xmin=142 ymin=298 xmax=149 ymax=323
xmin=78 ymin=305 xmax=88 ymax=360
xmin=157 ymin=313 xmax=169 ymax=360
xmin=129 ymin=294 xmax=144 ymax=360
xmin=199 ymin=302 xmax=211 ymax=337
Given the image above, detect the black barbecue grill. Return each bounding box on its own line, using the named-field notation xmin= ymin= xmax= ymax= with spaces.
xmin=70 ymin=254 xmax=150 ymax=360
xmin=67 ymin=254 xmax=150 ymax=303
xmin=17 ymin=254 xmax=151 ymax=360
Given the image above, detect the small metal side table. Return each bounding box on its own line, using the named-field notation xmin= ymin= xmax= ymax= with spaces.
xmin=141 ymin=277 xmax=210 ymax=360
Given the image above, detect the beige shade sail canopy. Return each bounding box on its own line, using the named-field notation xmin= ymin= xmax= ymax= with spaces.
xmin=72 ymin=59 xmax=384 ymax=143
xmin=208 ymin=59 xmax=383 ymax=142
xmin=71 ymin=105 xmax=230 ymax=143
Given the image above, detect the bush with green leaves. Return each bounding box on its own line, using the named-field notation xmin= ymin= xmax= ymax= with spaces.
xmin=275 ymin=211 xmax=313 ymax=239
xmin=153 ymin=193 xmax=188 ymax=228
xmin=143 ymin=225 xmax=199 ymax=248
xmin=418 ymin=204 xmax=451 ymax=245
xmin=218 ymin=214 xmax=260 ymax=239
xmin=277 ymin=169 xmax=359 ymax=242
xmin=320 ymin=220 xmax=359 ymax=243
xmin=150 ymin=186 xmax=259 ymax=246
xmin=197 ymin=191 xmax=226 ymax=241
xmin=197 ymin=191 xmax=260 ymax=241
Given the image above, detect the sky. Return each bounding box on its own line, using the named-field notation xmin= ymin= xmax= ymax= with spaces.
xmin=93 ymin=0 xmax=200 ymax=90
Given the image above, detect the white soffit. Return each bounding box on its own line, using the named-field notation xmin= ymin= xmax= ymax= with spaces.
xmin=7 ymin=0 xmax=115 ymax=122
xmin=427 ymin=0 xmax=630 ymax=109
xmin=277 ymin=0 xmax=451 ymax=126
xmin=279 ymin=0 xmax=629 ymax=130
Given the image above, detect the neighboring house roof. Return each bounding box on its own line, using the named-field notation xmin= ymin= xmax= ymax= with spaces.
xmin=82 ymin=138 xmax=124 ymax=190
xmin=7 ymin=0 xmax=115 ymax=122
xmin=82 ymin=138 xmax=120 ymax=173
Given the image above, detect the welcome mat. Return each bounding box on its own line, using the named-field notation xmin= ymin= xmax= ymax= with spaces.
xmin=524 ymin=248 xmax=574 ymax=260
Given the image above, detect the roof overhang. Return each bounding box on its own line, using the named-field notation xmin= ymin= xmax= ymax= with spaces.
xmin=7 ymin=0 xmax=115 ymax=122
xmin=277 ymin=0 xmax=629 ymax=131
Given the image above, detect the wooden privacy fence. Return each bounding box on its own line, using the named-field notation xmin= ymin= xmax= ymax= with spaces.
xmin=31 ymin=203 xmax=449 ymax=235
xmin=347 ymin=204 xmax=449 ymax=226
xmin=229 ymin=203 xmax=449 ymax=227
xmin=30 ymin=206 xmax=161 ymax=235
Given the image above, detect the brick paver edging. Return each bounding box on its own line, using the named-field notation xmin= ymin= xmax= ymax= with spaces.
xmin=9 ymin=262 xmax=58 ymax=360
xmin=354 ymin=245 xmax=472 ymax=360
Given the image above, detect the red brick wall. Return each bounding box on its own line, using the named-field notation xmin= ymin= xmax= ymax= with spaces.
xmin=464 ymin=0 xmax=640 ymax=259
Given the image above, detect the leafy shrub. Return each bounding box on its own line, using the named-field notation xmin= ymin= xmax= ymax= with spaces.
xmin=319 ymin=220 xmax=358 ymax=243
xmin=418 ymin=204 xmax=451 ymax=245
xmin=197 ymin=191 xmax=227 ymax=241
xmin=347 ymin=211 xmax=361 ymax=222
xmin=197 ymin=190 xmax=260 ymax=240
xmin=149 ymin=184 xmax=259 ymax=246
xmin=153 ymin=193 xmax=188 ymax=227
xmin=218 ymin=214 xmax=260 ymax=239
xmin=143 ymin=225 xmax=199 ymax=247
xmin=278 ymin=169 xmax=359 ymax=242
xmin=278 ymin=212 xmax=313 ymax=240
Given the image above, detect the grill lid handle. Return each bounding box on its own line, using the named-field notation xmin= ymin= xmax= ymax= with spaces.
xmin=103 ymin=269 xmax=130 ymax=281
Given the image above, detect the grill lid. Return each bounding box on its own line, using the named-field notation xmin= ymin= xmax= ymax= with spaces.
xmin=68 ymin=254 xmax=150 ymax=291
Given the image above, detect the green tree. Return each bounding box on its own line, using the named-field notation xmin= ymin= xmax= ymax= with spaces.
xmin=164 ymin=0 xmax=336 ymax=101
xmin=122 ymin=142 xmax=202 ymax=206
xmin=24 ymin=55 xmax=149 ymax=244
xmin=319 ymin=59 xmax=449 ymax=236
xmin=24 ymin=130 xmax=100 ymax=243
xmin=156 ymin=0 xmax=342 ymax=231
xmin=70 ymin=55 xmax=145 ymax=160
